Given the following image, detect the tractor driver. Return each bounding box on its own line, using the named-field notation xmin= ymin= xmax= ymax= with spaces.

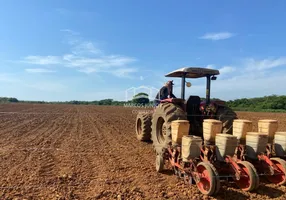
xmin=154 ymin=80 xmax=176 ymax=106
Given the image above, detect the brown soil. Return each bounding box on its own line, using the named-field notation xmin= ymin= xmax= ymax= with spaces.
xmin=1 ymin=104 xmax=286 ymax=200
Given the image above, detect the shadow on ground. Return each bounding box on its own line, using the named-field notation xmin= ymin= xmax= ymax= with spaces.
xmin=255 ymin=184 xmax=285 ymax=198
xmin=214 ymin=182 xmax=285 ymax=200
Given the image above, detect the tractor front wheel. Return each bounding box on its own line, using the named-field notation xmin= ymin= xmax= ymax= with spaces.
xmin=135 ymin=112 xmax=152 ymax=141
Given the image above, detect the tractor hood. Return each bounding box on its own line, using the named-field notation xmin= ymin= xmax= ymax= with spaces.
xmin=165 ymin=67 xmax=219 ymax=78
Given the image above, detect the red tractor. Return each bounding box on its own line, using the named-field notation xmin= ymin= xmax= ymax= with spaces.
xmin=135 ymin=67 xmax=237 ymax=154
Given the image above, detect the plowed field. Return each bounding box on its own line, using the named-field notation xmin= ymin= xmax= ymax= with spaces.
xmin=1 ymin=104 xmax=286 ymax=200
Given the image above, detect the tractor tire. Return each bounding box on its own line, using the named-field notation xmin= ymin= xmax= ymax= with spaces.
xmin=135 ymin=112 xmax=152 ymax=141
xmin=215 ymin=105 xmax=238 ymax=134
xmin=151 ymin=102 xmax=187 ymax=154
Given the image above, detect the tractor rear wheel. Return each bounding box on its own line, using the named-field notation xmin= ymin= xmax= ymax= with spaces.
xmin=135 ymin=112 xmax=152 ymax=141
xmin=151 ymin=103 xmax=187 ymax=153
xmin=216 ymin=105 xmax=238 ymax=134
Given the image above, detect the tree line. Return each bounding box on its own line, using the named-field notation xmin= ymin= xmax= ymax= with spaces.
xmin=0 ymin=97 xmax=141 ymax=106
xmin=0 ymin=94 xmax=285 ymax=112
xmin=225 ymin=95 xmax=286 ymax=111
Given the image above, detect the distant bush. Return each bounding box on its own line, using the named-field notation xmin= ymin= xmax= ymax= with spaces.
xmin=0 ymin=97 xmax=19 ymax=103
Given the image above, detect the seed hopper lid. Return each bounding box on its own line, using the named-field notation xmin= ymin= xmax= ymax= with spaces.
xmin=258 ymin=119 xmax=278 ymax=123
xmin=246 ymin=132 xmax=268 ymax=137
xmin=216 ymin=133 xmax=238 ymax=138
xmin=275 ymin=132 xmax=286 ymax=135
xmin=203 ymin=119 xmax=222 ymax=123
xmin=234 ymin=119 xmax=252 ymax=123
xmin=172 ymin=120 xmax=189 ymax=123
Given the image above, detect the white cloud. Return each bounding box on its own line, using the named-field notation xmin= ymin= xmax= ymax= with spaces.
xmin=218 ymin=66 xmax=236 ymax=74
xmin=25 ymin=68 xmax=56 ymax=73
xmin=26 ymin=82 xmax=67 ymax=92
xmin=21 ymin=30 xmax=137 ymax=78
xmin=244 ymin=57 xmax=286 ymax=71
xmin=23 ymin=56 xmax=61 ymax=65
xmin=60 ymin=29 xmax=79 ymax=35
xmin=199 ymin=32 xmax=235 ymax=40
xmin=111 ymin=68 xmax=138 ymax=78
xmin=72 ymin=41 xmax=102 ymax=55
xmin=206 ymin=64 xmax=215 ymax=69
xmin=62 ymin=54 xmax=136 ymax=69
xmin=77 ymin=67 xmax=97 ymax=74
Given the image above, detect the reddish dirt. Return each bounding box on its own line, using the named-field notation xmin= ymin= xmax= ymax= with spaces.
xmin=1 ymin=104 xmax=286 ymax=200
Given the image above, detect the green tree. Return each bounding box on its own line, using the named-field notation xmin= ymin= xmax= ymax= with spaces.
xmin=98 ymin=99 xmax=113 ymax=105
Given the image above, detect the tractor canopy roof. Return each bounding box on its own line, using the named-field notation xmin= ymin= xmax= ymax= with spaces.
xmin=165 ymin=67 xmax=219 ymax=78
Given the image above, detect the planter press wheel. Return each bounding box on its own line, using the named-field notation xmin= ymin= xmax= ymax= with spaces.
xmin=155 ymin=154 xmax=164 ymax=172
xmin=234 ymin=161 xmax=258 ymax=192
xmin=196 ymin=162 xmax=217 ymax=196
xmin=247 ymin=162 xmax=260 ymax=190
xmin=209 ymin=163 xmax=221 ymax=195
xmin=266 ymin=157 xmax=286 ymax=185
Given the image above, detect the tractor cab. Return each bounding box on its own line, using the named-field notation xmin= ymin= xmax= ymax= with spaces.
xmin=163 ymin=67 xmax=231 ymax=136
xmin=164 ymin=67 xmax=223 ymax=117
xmin=164 ymin=67 xmax=220 ymax=105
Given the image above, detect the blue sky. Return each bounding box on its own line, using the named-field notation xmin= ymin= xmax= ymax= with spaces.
xmin=0 ymin=0 xmax=286 ymax=101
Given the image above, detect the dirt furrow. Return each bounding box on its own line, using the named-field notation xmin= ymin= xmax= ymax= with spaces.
xmin=0 ymin=107 xmax=78 ymax=199
xmin=83 ymin=108 xmax=180 ymax=199
xmin=1 ymin=105 xmax=286 ymax=200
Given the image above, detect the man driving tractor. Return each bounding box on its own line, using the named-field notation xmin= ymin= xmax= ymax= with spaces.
xmin=154 ymin=80 xmax=176 ymax=106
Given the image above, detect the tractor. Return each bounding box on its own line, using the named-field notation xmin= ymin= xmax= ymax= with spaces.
xmin=135 ymin=67 xmax=286 ymax=196
xmin=135 ymin=67 xmax=238 ymax=153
